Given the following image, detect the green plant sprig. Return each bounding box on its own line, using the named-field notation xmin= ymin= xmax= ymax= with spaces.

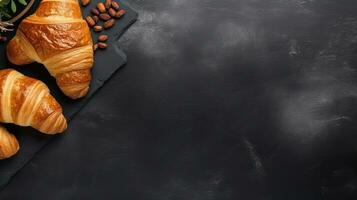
xmin=0 ymin=0 xmax=27 ymax=33
xmin=0 ymin=0 xmax=27 ymax=18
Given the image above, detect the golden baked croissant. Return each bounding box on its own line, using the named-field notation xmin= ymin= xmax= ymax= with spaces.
xmin=0 ymin=69 xmax=67 ymax=134
xmin=7 ymin=0 xmax=94 ymax=99
xmin=0 ymin=125 xmax=19 ymax=160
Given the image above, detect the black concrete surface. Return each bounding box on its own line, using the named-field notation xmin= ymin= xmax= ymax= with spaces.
xmin=1 ymin=0 xmax=357 ymax=199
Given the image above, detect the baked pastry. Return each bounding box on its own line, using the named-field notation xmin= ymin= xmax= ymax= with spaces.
xmin=0 ymin=69 xmax=67 ymax=134
xmin=0 ymin=125 xmax=19 ymax=160
xmin=7 ymin=0 xmax=94 ymax=99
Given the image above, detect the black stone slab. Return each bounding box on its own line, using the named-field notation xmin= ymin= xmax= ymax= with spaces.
xmin=0 ymin=0 xmax=137 ymax=189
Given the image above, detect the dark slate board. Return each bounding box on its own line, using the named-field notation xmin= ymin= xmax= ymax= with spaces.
xmin=0 ymin=0 xmax=137 ymax=189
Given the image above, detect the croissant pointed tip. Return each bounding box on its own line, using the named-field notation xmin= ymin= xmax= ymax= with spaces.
xmin=38 ymin=112 xmax=68 ymax=135
xmin=52 ymin=113 xmax=68 ymax=134
xmin=0 ymin=127 xmax=20 ymax=160
xmin=56 ymin=69 xmax=92 ymax=99
xmin=59 ymin=114 xmax=68 ymax=133
xmin=6 ymin=34 xmax=34 ymax=66
xmin=63 ymin=86 xmax=89 ymax=99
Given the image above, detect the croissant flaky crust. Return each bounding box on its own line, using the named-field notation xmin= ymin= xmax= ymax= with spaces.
xmin=0 ymin=69 xmax=67 ymax=134
xmin=0 ymin=125 xmax=19 ymax=160
xmin=7 ymin=0 xmax=94 ymax=99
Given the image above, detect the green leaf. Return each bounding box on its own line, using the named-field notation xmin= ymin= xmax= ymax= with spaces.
xmin=17 ymin=0 xmax=26 ymax=6
xmin=0 ymin=5 xmax=11 ymax=19
xmin=10 ymin=0 xmax=15 ymax=13
xmin=0 ymin=0 xmax=10 ymax=7
xmin=2 ymin=11 xmax=11 ymax=18
xmin=1 ymin=8 xmax=11 ymax=18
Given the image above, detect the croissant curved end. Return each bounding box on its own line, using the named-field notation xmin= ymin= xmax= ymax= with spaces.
xmin=38 ymin=112 xmax=67 ymax=135
xmin=6 ymin=37 xmax=33 ymax=66
xmin=59 ymin=82 xmax=90 ymax=99
xmin=0 ymin=126 xmax=20 ymax=160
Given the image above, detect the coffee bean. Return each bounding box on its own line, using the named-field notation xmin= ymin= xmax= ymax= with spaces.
xmin=98 ymin=42 xmax=108 ymax=49
xmin=97 ymin=2 xmax=106 ymax=13
xmin=104 ymin=19 xmax=115 ymax=29
xmin=80 ymin=0 xmax=90 ymax=6
xmin=99 ymin=13 xmax=111 ymax=21
xmin=111 ymin=1 xmax=120 ymax=10
xmin=85 ymin=16 xmax=95 ymax=27
xmin=92 ymin=15 xmax=99 ymax=23
xmin=98 ymin=35 xmax=108 ymax=42
xmin=108 ymin=8 xmax=116 ymax=17
xmin=91 ymin=8 xmax=100 ymax=15
xmin=93 ymin=25 xmax=103 ymax=32
xmin=115 ymin=9 xmax=126 ymax=18
xmin=105 ymin=0 xmax=112 ymax=9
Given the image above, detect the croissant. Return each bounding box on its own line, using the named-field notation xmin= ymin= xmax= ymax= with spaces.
xmin=7 ymin=0 xmax=94 ymax=99
xmin=0 ymin=69 xmax=67 ymax=134
xmin=0 ymin=125 xmax=19 ymax=160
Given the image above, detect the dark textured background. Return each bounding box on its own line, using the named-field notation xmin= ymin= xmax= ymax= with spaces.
xmin=1 ymin=0 xmax=357 ymax=199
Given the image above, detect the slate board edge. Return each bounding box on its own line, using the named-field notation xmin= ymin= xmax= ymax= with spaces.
xmin=0 ymin=4 xmax=138 ymax=191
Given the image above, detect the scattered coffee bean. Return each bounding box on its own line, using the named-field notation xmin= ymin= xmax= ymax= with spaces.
xmin=85 ymin=16 xmax=96 ymax=27
xmin=92 ymin=15 xmax=99 ymax=23
xmin=104 ymin=19 xmax=115 ymax=29
xmin=111 ymin=1 xmax=120 ymax=10
xmin=93 ymin=25 xmax=103 ymax=32
xmin=97 ymin=2 xmax=106 ymax=13
xmin=115 ymin=9 xmax=126 ymax=18
xmin=80 ymin=0 xmax=90 ymax=6
xmin=105 ymin=0 xmax=112 ymax=9
xmin=108 ymin=8 xmax=116 ymax=17
xmin=91 ymin=8 xmax=100 ymax=15
xmin=87 ymin=4 xmax=127 ymax=51
xmin=98 ymin=42 xmax=108 ymax=49
xmin=98 ymin=35 xmax=108 ymax=42
xmin=99 ymin=13 xmax=111 ymax=21
xmin=93 ymin=44 xmax=98 ymax=51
